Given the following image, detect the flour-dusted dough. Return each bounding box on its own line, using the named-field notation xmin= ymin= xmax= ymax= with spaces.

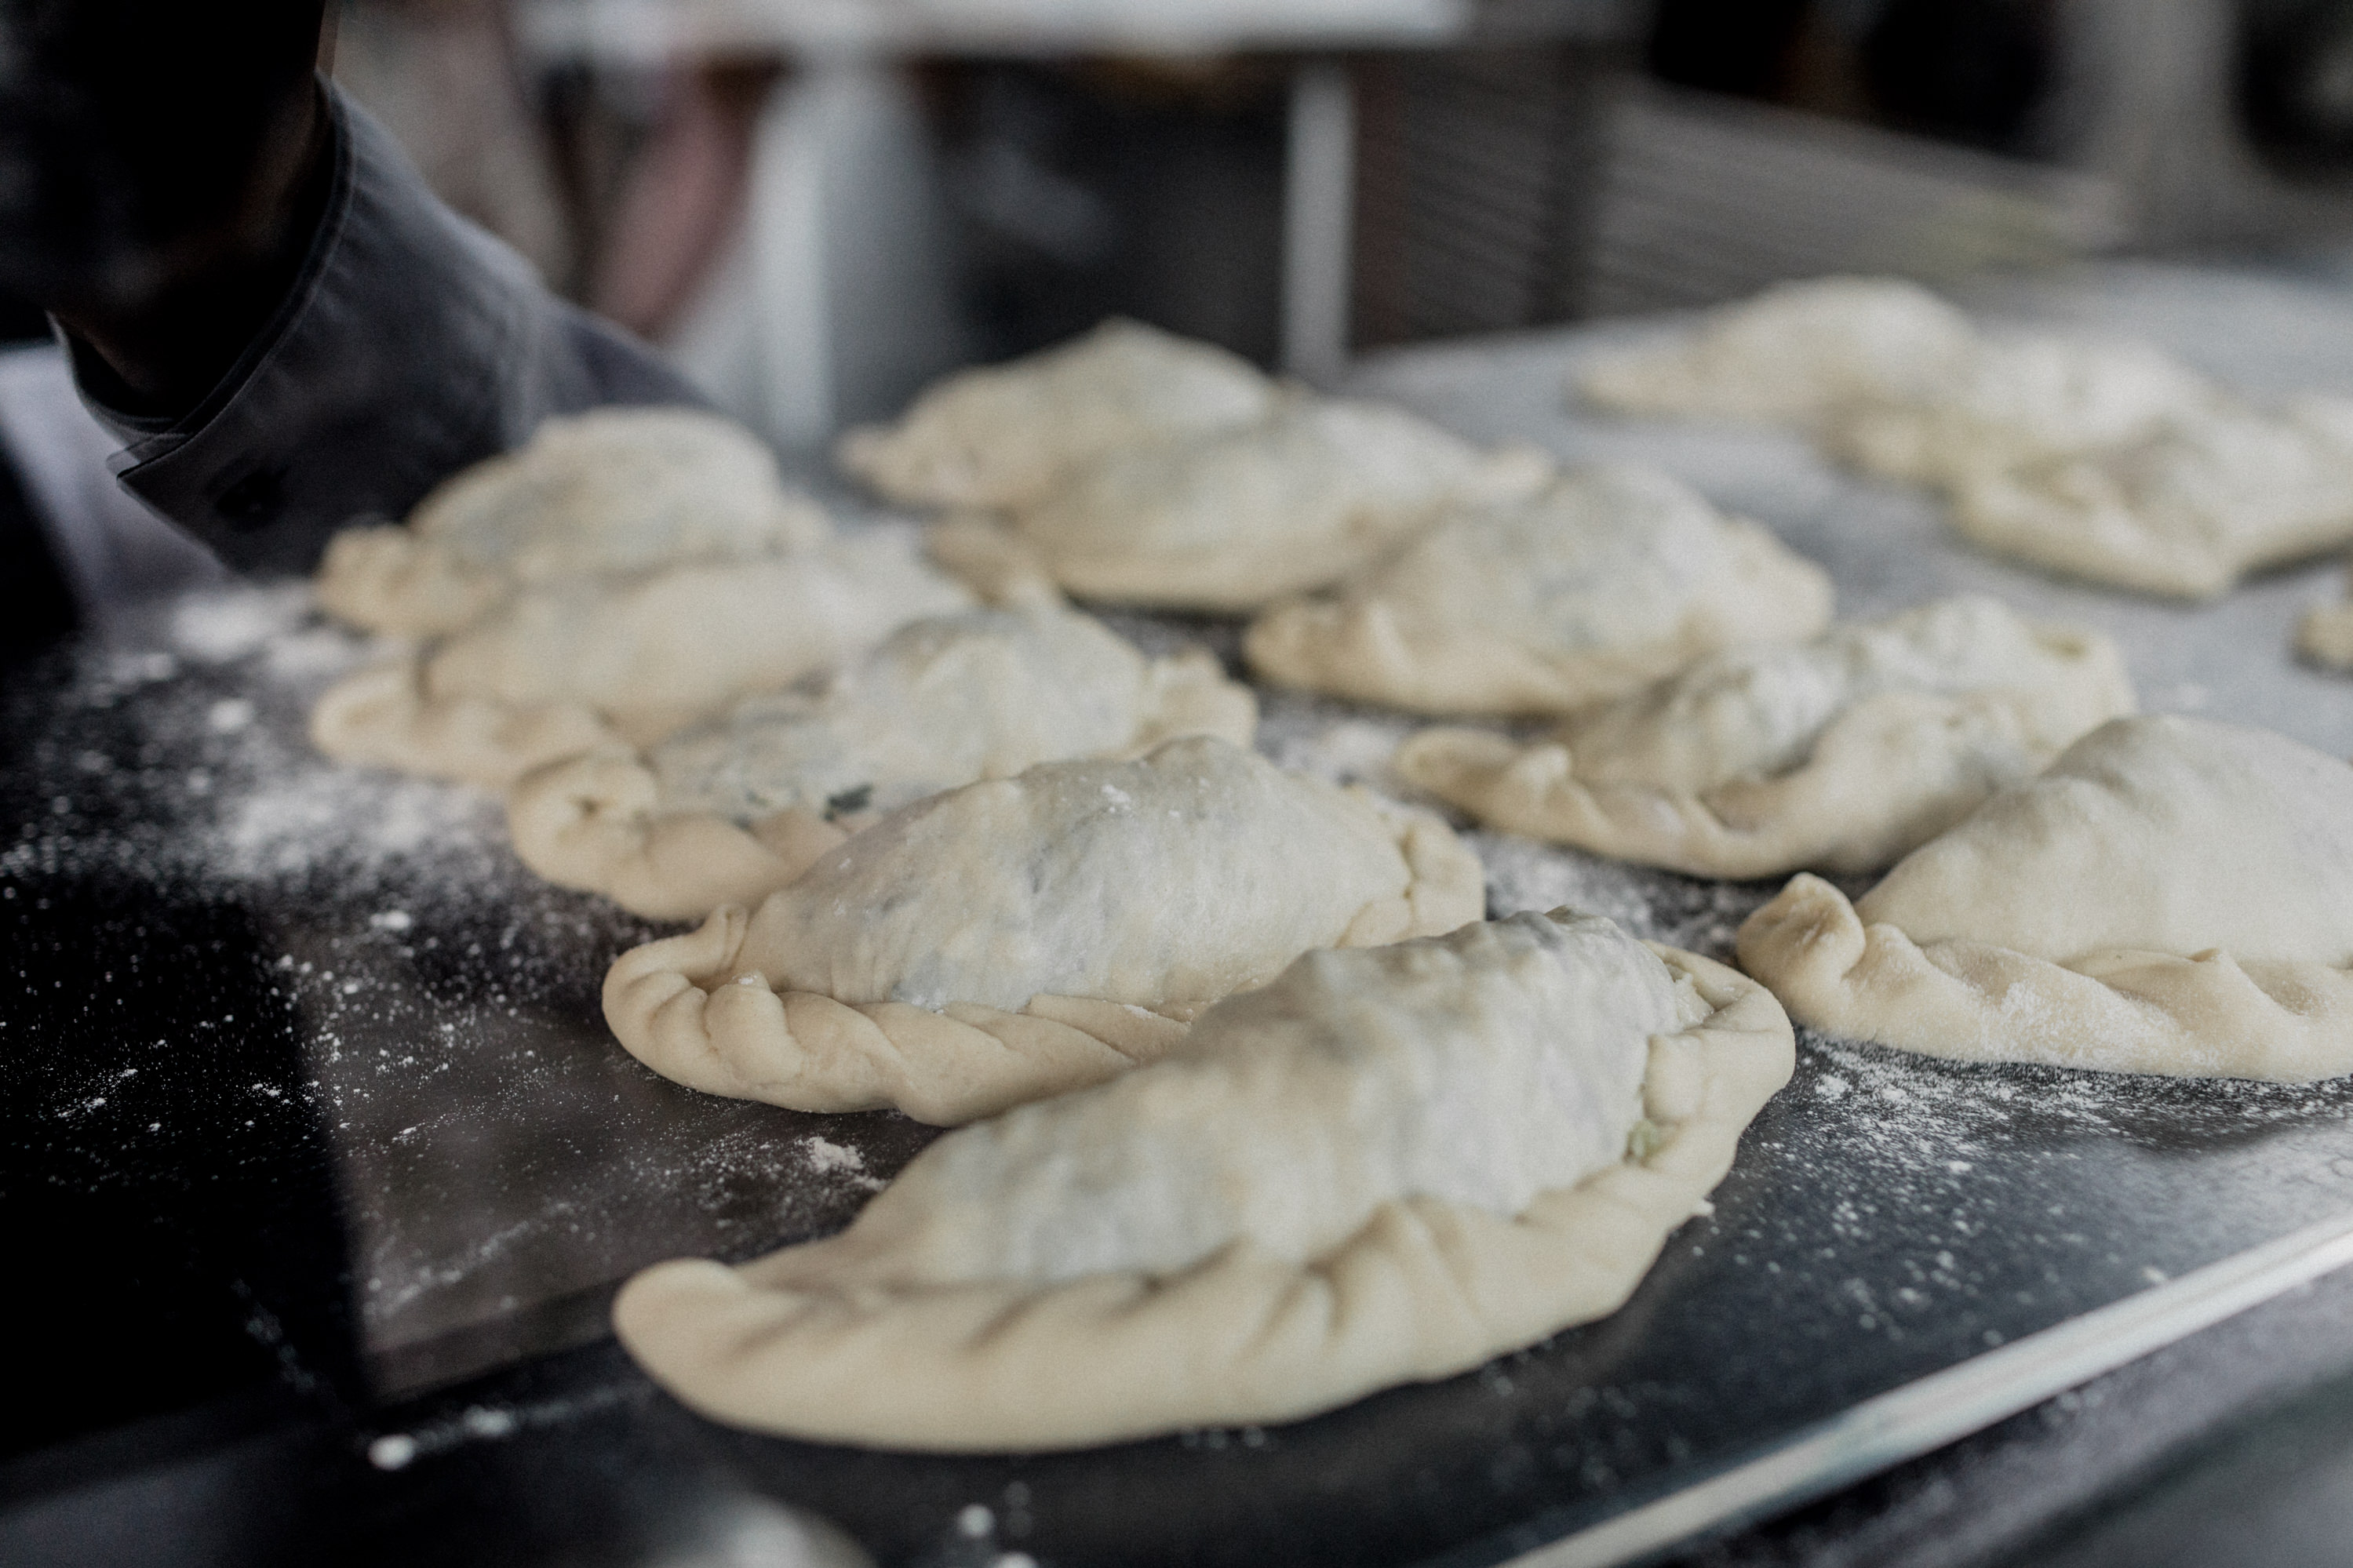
xmin=2300 ymin=564 xmax=2353 ymax=669
xmin=1244 ymin=463 xmax=1833 ymax=715
xmin=1738 ymin=715 xmax=2353 ymax=1079
xmin=1576 ymin=276 xmax=1979 ymax=427
xmin=931 ymin=395 xmax=1553 ymax=613
xmin=612 ymin=910 xmax=1794 ymax=1450
xmin=1948 ymin=396 xmax=2353 ymax=598
xmin=311 ymin=533 xmax=973 ymax=788
xmin=1828 ymin=336 xmax=2219 ymax=488
xmin=836 ymin=319 xmax=1278 ymax=510
xmin=508 ymin=606 xmax=1258 ymax=920
xmin=315 ymin=408 xmax=829 ymax=638
xmin=603 ymin=736 xmax=1485 ymax=1123
xmin=1397 ymin=596 xmax=2135 ymax=879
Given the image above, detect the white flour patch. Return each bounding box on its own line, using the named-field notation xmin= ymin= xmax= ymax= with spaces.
xmin=169 ymin=581 xmax=315 ymax=663
xmin=804 ymin=1134 xmax=887 ymax=1191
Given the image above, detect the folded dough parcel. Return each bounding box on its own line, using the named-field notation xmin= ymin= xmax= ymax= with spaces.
xmin=311 ymin=533 xmax=974 ymax=788
xmin=506 ymin=604 xmax=1257 ymax=921
xmin=614 ymin=911 xmax=1796 ymax=1451
xmin=1399 ymin=595 xmax=2136 ymax=879
xmin=834 ymin=317 xmax=1280 ymax=511
xmin=1739 ymin=715 xmax=2353 ymax=1079
xmin=1579 ymin=275 xmax=2353 ymax=602
xmin=927 ymin=395 xmax=1553 ymax=614
xmin=1245 ymin=462 xmax=1833 ymax=716
xmin=315 ymin=406 xmax=832 ymax=638
xmin=601 ymin=737 xmax=1484 ymax=1125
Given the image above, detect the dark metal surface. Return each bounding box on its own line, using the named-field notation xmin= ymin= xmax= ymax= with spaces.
xmin=8 ymin=263 xmax=2353 ymax=1566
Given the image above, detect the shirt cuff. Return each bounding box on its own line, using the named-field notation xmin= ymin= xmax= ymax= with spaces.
xmin=75 ymin=81 xmax=701 ymax=577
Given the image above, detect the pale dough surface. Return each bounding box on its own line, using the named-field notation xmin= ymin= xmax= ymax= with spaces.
xmin=835 ymin=318 xmax=1277 ymax=510
xmin=1827 ymin=335 xmax=2219 ymax=489
xmin=315 ymin=408 xmax=829 ymax=638
xmin=1576 ymin=276 xmax=1978 ymax=427
xmin=507 ymin=606 xmax=1259 ymax=919
xmin=931 ymin=395 xmax=1553 ymax=613
xmin=2300 ymin=566 xmax=2353 ymax=669
xmin=1737 ymin=715 xmax=2353 ymax=1079
xmin=1948 ymin=396 xmax=2353 ymax=598
xmin=1244 ymin=463 xmax=1834 ymax=715
xmin=1398 ymin=595 xmax=2136 ymax=879
xmin=602 ymin=736 xmax=1486 ymax=1124
xmin=311 ymin=532 xmax=973 ymax=787
xmin=612 ymin=913 xmax=1795 ymax=1451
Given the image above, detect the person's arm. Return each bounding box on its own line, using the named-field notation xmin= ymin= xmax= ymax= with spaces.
xmin=90 ymin=82 xmax=706 ymax=575
xmin=2 ymin=2 xmax=704 ymax=578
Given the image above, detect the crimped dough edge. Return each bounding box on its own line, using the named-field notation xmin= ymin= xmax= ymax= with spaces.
xmin=599 ymin=800 xmax=1487 ymax=1126
xmin=313 ymin=525 xmax=509 ymax=639
xmin=506 ymin=648 xmax=1262 ymax=922
xmin=1950 ymin=471 xmax=2353 ymax=600
xmin=610 ymin=945 xmax=1794 ymax=1451
xmin=1737 ymin=872 xmax=2353 ymax=1081
xmin=1395 ymin=680 xmax=2134 ymax=881
xmin=308 ymin=658 xmax=624 ymax=789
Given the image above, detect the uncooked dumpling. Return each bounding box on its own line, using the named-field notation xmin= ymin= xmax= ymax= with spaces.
xmin=1738 ymin=715 xmax=2353 ymax=1079
xmin=612 ymin=908 xmax=1795 ymax=1451
xmin=310 ymin=533 xmax=973 ymax=788
xmin=930 ymin=395 xmax=1553 ymax=613
xmin=1948 ymin=396 xmax=2353 ymax=598
xmin=835 ymin=319 xmax=1277 ymax=510
xmin=1398 ymin=596 xmax=2134 ymax=878
xmin=616 ymin=912 xmax=1792 ymax=1451
xmin=1576 ymin=276 xmax=1978 ymax=427
xmin=315 ymin=408 xmax=829 ymax=638
xmin=2300 ymin=564 xmax=2353 ymax=669
xmin=602 ymin=735 xmax=1485 ymax=1124
xmin=1244 ymin=463 xmax=1833 ymax=715
xmin=507 ymin=605 xmax=1258 ymax=919
xmin=1828 ymin=336 xmax=2218 ymax=488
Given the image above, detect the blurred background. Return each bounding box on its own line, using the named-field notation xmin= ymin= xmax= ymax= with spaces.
xmin=208 ymin=0 xmax=2353 ymax=445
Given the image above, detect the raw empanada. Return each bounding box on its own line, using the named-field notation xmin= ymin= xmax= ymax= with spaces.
xmin=602 ymin=736 xmax=1484 ymax=1124
xmin=835 ymin=318 xmax=1277 ymax=510
xmin=1244 ymin=463 xmax=1833 ymax=715
xmin=508 ymin=605 xmax=1258 ymax=920
xmin=315 ymin=408 xmax=829 ymax=638
xmin=1827 ymin=336 xmax=2218 ymax=488
xmin=311 ymin=533 xmax=972 ymax=788
xmin=2300 ymin=565 xmax=2353 ymax=669
xmin=1948 ymin=397 xmax=2353 ymax=598
xmin=1738 ymin=715 xmax=2353 ymax=1079
xmin=930 ymin=395 xmax=1553 ymax=613
xmin=1576 ymin=276 xmax=1978 ymax=427
xmin=612 ymin=909 xmax=1794 ymax=1451
xmin=1397 ymin=596 xmax=2134 ymax=879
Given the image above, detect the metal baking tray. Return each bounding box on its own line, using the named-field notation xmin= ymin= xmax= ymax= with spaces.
xmin=6 ymin=260 xmax=2353 ymax=1566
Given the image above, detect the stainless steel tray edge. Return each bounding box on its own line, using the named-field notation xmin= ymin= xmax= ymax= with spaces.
xmin=1510 ymin=1206 xmax=2353 ymax=1568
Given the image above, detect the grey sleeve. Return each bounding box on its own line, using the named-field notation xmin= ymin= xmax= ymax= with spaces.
xmin=75 ymin=82 xmax=706 ymax=577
